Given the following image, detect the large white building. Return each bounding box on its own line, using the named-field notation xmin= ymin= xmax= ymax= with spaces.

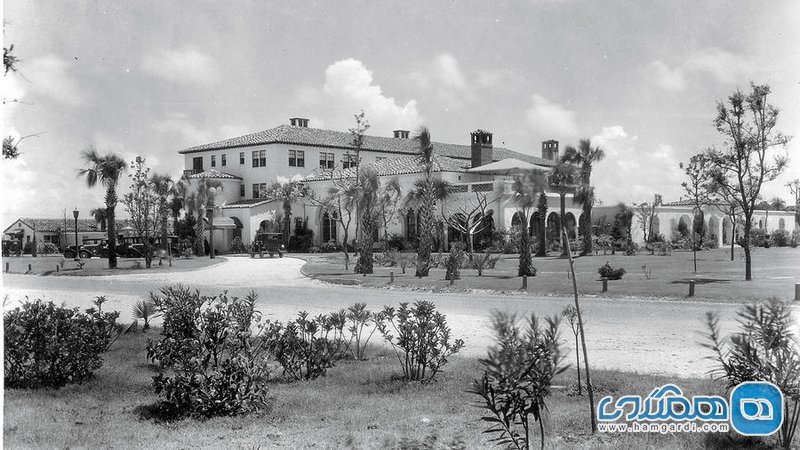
xmin=177 ymin=117 xmax=797 ymax=253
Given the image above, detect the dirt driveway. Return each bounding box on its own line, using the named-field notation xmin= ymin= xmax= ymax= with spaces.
xmin=5 ymin=256 xmax=790 ymax=378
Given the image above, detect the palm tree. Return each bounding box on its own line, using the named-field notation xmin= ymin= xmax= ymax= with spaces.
xmin=414 ymin=127 xmax=436 ymax=278
xmin=151 ymin=173 xmax=173 ymax=254
xmin=78 ymin=147 xmax=127 ymax=268
xmin=511 ymin=169 xmax=548 ymax=276
xmin=550 ymin=163 xmax=577 ymax=256
xmin=90 ymin=207 xmax=108 ymax=232
xmin=354 ymin=167 xmax=381 ymax=274
xmin=183 ymin=178 xmax=223 ymax=256
xmin=405 ymin=177 xmax=452 ymax=254
xmin=562 ymin=139 xmax=606 ymax=255
xmin=266 ymin=180 xmax=308 ymax=246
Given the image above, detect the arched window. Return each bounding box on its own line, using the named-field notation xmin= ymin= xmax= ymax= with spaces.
xmin=322 ymin=211 xmax=337 ymax=243
xmin=511 ymin=211 xmax=524 ymax=228
xmin=406 ymin=210 xmax=418 ymax=240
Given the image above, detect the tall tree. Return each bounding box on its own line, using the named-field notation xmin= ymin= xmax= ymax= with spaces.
xmin=680 ymin=154 xmax=713 ymax=272
xmin=511 ymin=170 xmax=548 ymax=276
xmin=549 ymin=163 xmax=577 ymax=256
xmin=349 ymin=111 xmax=370 ymax=241
xmin=122 ymin=157 xmax=159 ymax=268
xmin=405 ymin=178 xmax=452 ymax=254
xmin=443 ymin=191 xmax=496 ymax=261
xmin=535 ymin=192 xmax=548 ymax=257
xmin=265 ymin=179 xmax=308 ymax=246
xmin=151 ymin=173 xmax=174 ymax=257
xmin=706 ymin=83 xmax=790 ymax=280
xmin=90 ymin=207 xmax=108 ymax=232
xmin=787 ymin=179 xmax=800 ymax=226
xmin=377 ymin=177 xmax=402 ymax=253
xmin=354 ymin=167 xmax=381 ymax=274
xmin=78 ymin=147 xmax=127 ymax=268
xmin=183 ymin=178 xmax=223 ymax=256
xmin=562 ymin=139 xmax=605 ymax=255
xmin=414 ymin=127 xmax=437 ymax=278
xmin=634 ymin=200 xmax=658 ymax=250
xmin=322 ymin=177 xmax=358 ymax=270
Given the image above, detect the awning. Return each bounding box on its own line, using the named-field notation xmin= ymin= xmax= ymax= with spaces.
xmin=467 ymin=158 xmax=552 ymax=176
xmin=203 ymin=216 xmax=240 ymax=229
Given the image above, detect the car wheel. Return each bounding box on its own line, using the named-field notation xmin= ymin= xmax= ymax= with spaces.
xmin=279 ymin=252 xmax=283 ymax=258
xmin=79 ymin=250 xmax=91 ymax=259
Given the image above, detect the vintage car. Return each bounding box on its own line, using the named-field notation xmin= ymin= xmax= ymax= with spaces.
xmin=64 ymin=244 xmax=94 ymax=259
xmin=2 ymin=239 xmax=23 ymax=257
xmin=253 ymin=232 xmax=285 ymax=258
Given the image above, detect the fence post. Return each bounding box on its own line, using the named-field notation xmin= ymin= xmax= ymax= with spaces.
xmin=389 ymin=271 xmax=394 ymax=284
xmin=5 ymin=262 xmax=8 ymax=273
xmin=522 ymin=275 xmax=528 ymax=290
xmin=27 ymin=263 xmax=32 ymax=273
xmin=56 ymin=265 xmax=59 ymax=272
xmin=795 ymin=283 xmax=800 ymax=301
xmin=688 ymin=280 xmax=695 ymax=297
xmin=602 ymin=278 xmax=608 ymax=293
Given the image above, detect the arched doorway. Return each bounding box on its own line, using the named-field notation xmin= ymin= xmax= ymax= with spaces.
xmin=511 ymin=211 xmax=524 ymax=228
xmin=530 ymin=212 xmax=541 ymax=238
xmin=678 ymin=214 xmax=692 ymax=237
xmin=258 ymin=219 xmax=276 ymax=233
xmin=405 ymin=209 xmax=419 ymax=241
xmin=708 ymin=216 xmax=719 ymax=245
xmin=546 ymin=212 xmax=561 ymax=246
xmin=722 ymin=217 xmax=732 ymax=245
xmin=322 ymin=211 xmax=338 ymax=243
xmin=564 ymin=212 xmax=577 ymax=239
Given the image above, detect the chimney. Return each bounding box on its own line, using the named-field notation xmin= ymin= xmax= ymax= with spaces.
xmin=654 ymin=194 xmax=663 ymax=206
xmin=393 ymin=130 xmax=410 ymax=139
xmin=541 ymin=140 xmax=559 ymax=161
xmin=289 ymin=117 xmax=309 ymax=128
xmin=471 ymin=129 xmax=493 ymax=168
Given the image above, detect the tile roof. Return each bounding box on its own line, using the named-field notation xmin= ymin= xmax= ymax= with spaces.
xmin=188 ymin=169 xmax=242 ymax=180
xmin=178 ymin=124 xmax=556 ymax=167
xmin=221 ymin=198 xmax=275 ymax=209
xmin=303 ymin=155 xmax=469 ymax=182
xmin=5 ymin=218 xmax=104 ymax=233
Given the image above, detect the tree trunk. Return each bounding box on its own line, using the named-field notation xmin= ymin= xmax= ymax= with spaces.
xmin=144 ymin=241 xmax=152 ymax=268
xmin=575 ymin=333 xmax=582 ymax=396
xmin=355 ymin=216 xmax=375 ymax=274
xmin=283 ymin=204 xmax=291 ymax=247
xmin=341 ymin=226 xmax=350 ymax=270
xmin=415 ymin=184 xmax=434 ymax=277
xmin=560 ymin=193 xmax=568 ymax=257
xmin=518 ymin=228 xmax=534 ymax=276
xmin=743 ymin=215 xmax=752 ymax=281
xmin=106 ymin=193 xmax=118 ymax=269
xmin=563 ymin=228 xmax=597 ymax=433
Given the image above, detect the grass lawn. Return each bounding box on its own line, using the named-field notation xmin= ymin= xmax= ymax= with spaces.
xmin=4 ymin=331 xmax=764 ymax=449
xmin=1 ymin=254 xmax=223 ymax=276
xmin=301 ymin=247 xmax=800 ymax=303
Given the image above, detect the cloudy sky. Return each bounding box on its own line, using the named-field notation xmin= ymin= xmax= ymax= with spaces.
xmin=2 ymin=0 xmax=799 ymax=222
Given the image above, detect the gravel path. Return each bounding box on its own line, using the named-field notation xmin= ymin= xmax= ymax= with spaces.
xmin=5 ymin=256 xmax=794 ymax=378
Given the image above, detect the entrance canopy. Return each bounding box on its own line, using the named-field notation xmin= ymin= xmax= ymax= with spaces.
xmin=467 ymin=158 xmax=552 ymax=176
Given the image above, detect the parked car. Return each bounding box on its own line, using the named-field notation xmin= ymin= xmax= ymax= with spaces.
xmin=254 ymin=232 xmax=285 ymax=258
xmin=64 ymin=245 xmax=93 ymax=259
xmin=2 ymin=240 xmax=23 ymax=257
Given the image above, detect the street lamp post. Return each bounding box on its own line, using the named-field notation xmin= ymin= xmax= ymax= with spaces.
xmin=72 ymin=208 xmax=80 ymax=261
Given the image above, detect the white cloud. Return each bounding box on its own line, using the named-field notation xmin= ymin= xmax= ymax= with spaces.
xmin=591 ymin=126 xmax=684 ymax=204
xmin=26 ymin=54 xmax=85 ymax=105
xmin=647 ymin=60 xmax=686 ymax=91
xmin=140 ymin=47 xmax=220 ymax=86
xmin=646 ymin=48 xmax=751 ymax=91
xmin=433 ymin=53 xmax=467 ymax=91
xmin=525 ymin=94 xmax=577 ymax=139
xmin=322 ymin=58 xmax=422 ymax=131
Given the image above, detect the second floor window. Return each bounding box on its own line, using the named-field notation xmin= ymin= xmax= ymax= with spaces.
xmin=342 ymin=154 xmax=355 ymax=169
xmin=239 ymin=152 xmax=245 ymax=164
xmin=211 ymin=155 xmax=216 ymax=167
xmin=252 ymin=183 xmax=267 ymax=199
xmin=319 ymin=152 xmax=335 ymax=169
xmin=221 ymin=154 xmax=227 ymax=166
xmin=252 ymin=150 xmax=266 ymax=167
xmin=240 ymin=185 xmax=245 ymax=197
xmin=289 ymin=150 xmax=304 ymax=167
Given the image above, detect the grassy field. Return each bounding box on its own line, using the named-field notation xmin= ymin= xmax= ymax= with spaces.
xmin=1 ymin=254 xmax=223 ymax=276
xmin=302 ymin=247 xmax=800 ymax=303
xmin=4 ymin=331 xmax=765 ymax=449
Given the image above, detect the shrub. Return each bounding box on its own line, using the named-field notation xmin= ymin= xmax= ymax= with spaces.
xmin=595 ymin=234 xmax=613 ymax=255
xmin=288 ymin=221 xmax=313 ymax=252
xmin=147 ymin=286 xmax=270 ymax=419
xmin=397 ymin=252 xmax=415 ymax=274
xmin=770 ymin=229 xmax=790 ymax=247
xmin=262 ymin=310 xmax=347 ymax=381
xmin=472 ymin=252 xmax=500 ymax=276
xmin=444 ymin=243 xmax=465 ymax=281
xmin=749 ymin=228 xmax=769 ymax=247
xmin=703 ymin=299 xmax=800 ymax=449
xmin=345 ymin=303 xmax=380 ymax=360
xmin=377 ymin=301 xmax=464 ymax=382
xmin=36 ymin=241 xmax=60 ymax=255
xmin=132 ymin=300 xmax=160 ymax=331
xmin=469 ymin=312 xmax=565 ymax=450
xmin=597 ymin=261 xmax=625 ymax=280
xmin=791 ymin=229 xmax=800 ymax=248
xmin=318 ymin=241 xmax=341 ymax=253
xmin=228 ymin=236 xmax=248 ymax=254
xmin=4 ymin=297 xmax=120 ymax=389
xmin=386 ymin=234 xmax=406 ymax=252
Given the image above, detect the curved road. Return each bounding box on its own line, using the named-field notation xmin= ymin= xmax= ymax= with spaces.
xmin=1 ymin=256 xmax=768 ymax=377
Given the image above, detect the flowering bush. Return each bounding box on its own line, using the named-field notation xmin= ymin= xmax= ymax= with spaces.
xmin=4 ymin=297 xmax=120 ymax=389
xmin=597 ymin=261 xmax=625 ymax=280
